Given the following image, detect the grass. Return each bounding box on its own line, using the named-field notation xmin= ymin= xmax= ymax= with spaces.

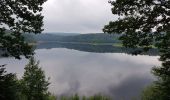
xmin=55 ymin=94 xmax=111 ymax=100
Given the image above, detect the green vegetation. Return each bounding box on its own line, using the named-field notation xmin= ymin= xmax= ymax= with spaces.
xmin=0 ymin=1 xmax=48 ymax=99
xmin=0 ymin=0 xmax=46 ymax=59
xmin=104 ymin=0 xmax=170 ymax=99
xmin=142 ymin=84 xmax=164 ymax=100
xmin=0 ymin=65 xmax=20 ymax=100
xmin=20 ymin=57 xmax=51 ymax=100
xmin=60 ymin=34 xmax=120 ymax=44
xmin=1 ymin=0 xmax=170 ymax=99
xmin=0 ymin=58 xmax=55 ymax=100
xmin=58 ymin=94 xmax=110 ymax=100
xmin=0 ymin=58 xmax=111 ymax=100
xmin=24 ymin=33 xmax=121 ymax=45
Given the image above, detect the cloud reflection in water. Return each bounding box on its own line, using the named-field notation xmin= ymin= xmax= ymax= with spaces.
xmin=0 ymin=48 xmax=160 ymax=99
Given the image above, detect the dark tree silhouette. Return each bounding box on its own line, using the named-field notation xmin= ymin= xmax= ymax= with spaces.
xmin=103 ymin=0 xmax=170 ymax=99
xmin=0 ymin=65 xmax=19 ymax=100
xmin=0 ymin=0 xmax=47 ymax=59
xmin=104 ymin=0 xmax=170 ymax=51
xmin=21 ymin=57 xmax=50 ymax=100
xmin=0 ymin=1 xmax=47 ymax=99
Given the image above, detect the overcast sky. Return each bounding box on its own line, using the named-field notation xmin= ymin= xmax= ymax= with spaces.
xmin=42 ymin=0 xmax=117 ymax=33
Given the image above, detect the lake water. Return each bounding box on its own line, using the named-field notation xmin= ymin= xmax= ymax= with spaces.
xmin=0 ymin=47 xmax=160 ymax=100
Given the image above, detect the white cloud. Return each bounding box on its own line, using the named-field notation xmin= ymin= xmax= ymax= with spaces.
xmin=42 ymin=0 xmax=116 ymax=33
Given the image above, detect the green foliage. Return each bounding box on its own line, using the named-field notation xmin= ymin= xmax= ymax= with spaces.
xmin=141 ymin=84 xmax=165 ymax=100
xmin=62 ymin=34 xmax=120 ymax=44
xmin=0 ymin=58 xmax=56 ymax=100
xmin=48 ymin=95 xmax=56 ymax=100
xmin=103 ymin=0 xmax=170 ymax=53
xmin=142 ymin=33 xmax=170 ymax=99
xmin=87 ymin=95 xmax=110 ymax=100
xmin=104 ymin=0 xmax=170 ymax=99
xmin=0 ymin=65 xmax=20 ymax=100
xmin=0 ymin=0 xmax=47 ymax=59
xmin=59 ymin=94 xmax=110 ymax=100
xmin=26 ymin=33 xmax=120 ymax=44
xmin=20 ymin=57 xmax=50 ymax=100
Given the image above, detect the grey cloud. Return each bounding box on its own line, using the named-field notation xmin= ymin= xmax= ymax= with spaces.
xmin=42 ymin=0 xmax=116 ymax=33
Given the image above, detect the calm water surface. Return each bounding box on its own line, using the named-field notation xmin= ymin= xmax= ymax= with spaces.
xmin=0 ymin=48 xmax=160 ymax=100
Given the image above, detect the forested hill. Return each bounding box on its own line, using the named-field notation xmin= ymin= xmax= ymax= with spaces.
xmin=23 ymin=33 xmax=158 ymax=55
xmin=24 ymin=33 xmax=121 ymax=44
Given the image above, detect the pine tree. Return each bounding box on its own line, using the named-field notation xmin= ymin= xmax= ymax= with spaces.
xmin=21 ymin=57 xmax=50 ymax=100
xmin=0 ymin=65 xmax=20 ymax=100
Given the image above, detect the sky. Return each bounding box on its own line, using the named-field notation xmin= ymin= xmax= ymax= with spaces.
xmin=42 ymin=0 xmax=117 ymax=33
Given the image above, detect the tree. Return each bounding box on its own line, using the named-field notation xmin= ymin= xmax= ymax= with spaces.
xmin=0 ymin=1 xmax=48 ymax=99
xmin=103 ymin=0 xmax=170 ymax=99
xmin=21 ymin=57 xmax=50 ymax=100
xmin=141 ymin=84 xmax=163 ymax=100
xmin=0 ymin=0 xmax=47 ymax=59
xmin=0 ymin=65 xmax=20 ymax=100
xmin=103 ymin=0 xmax=170 ymax=51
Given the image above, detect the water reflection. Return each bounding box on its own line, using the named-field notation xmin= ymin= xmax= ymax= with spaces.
xmin=0 ymin=48 xmax=160 ymax=100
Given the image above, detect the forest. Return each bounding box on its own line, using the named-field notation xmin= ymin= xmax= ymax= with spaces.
xmin=1 ymin=0 xmax=170 ymax=100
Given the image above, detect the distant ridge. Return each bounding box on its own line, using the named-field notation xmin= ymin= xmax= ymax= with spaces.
xmin=24 ymin=33 xmax=120 ymax=44
xmin=41 ymin=32 xmax=80 ymax=36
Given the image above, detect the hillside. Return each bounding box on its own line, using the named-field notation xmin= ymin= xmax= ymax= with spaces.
xmin=24 ymin=33 xmax=121 ymax=44
xmin=58 ymin=33 xmax=120 ymax=43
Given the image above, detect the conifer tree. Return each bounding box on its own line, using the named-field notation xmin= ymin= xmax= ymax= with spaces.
xmin=21 ymin=57 xmax=50 ymax=100
xmin=0 ymin=65 xmax=19 ymax=100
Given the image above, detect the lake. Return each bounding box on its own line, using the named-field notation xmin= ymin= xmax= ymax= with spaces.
xmin=0 ymin=44 xmax=160 ymax=100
